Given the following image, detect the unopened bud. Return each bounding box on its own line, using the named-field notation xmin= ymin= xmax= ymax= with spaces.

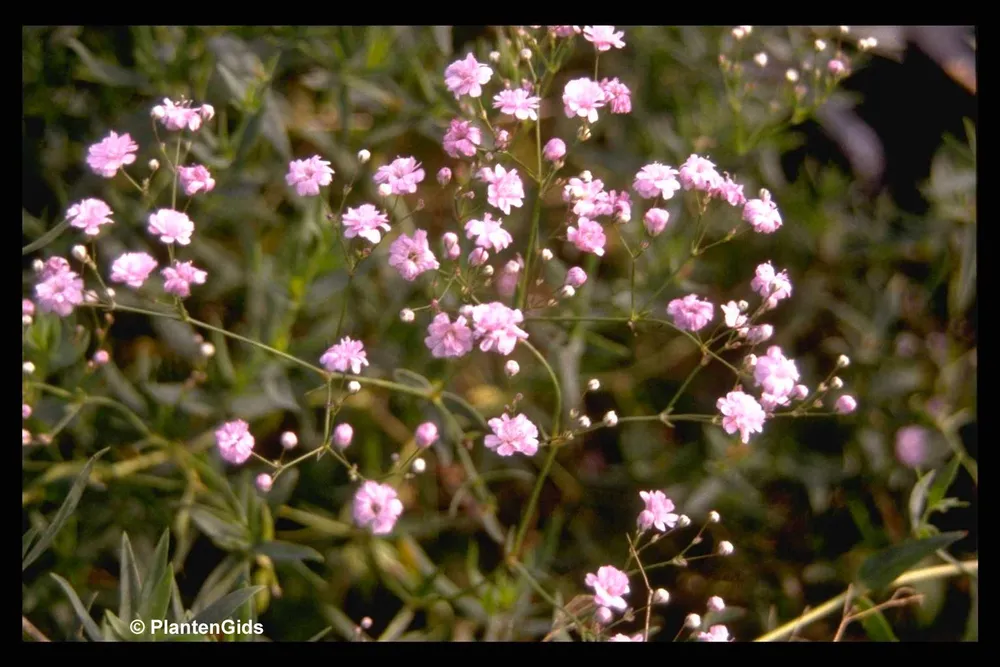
xmin=400 ymin=308 xmax=415 ymax=323
xmin=357 ymin=149 xmax=371 ymax=164
xmin=653 ymin=588 xmax=670 ymax=604
xmin=707 ymin=596 xmax=725 ymax=612
xmin=505 ymin=360 xmax=520 ymax=377
xmin=708 ymin=510 xmax=720 ymax=523
xmin=256 ymin=473 xmax=273 ymax=492
xmin=360 ymin=617 xmax=373 ymax=630
xmin=22 ymin=361 xmax=35 ymax=375
xmin=489 ymin=51 xmax=501 ymax=63
xmin=603 ymin=411 xmax=618 ymax=427
xmin=520 ymin=48 xmax=532 ymax=61
xmin=678 ymin=514 xmax=692 ymax=528
xmin=200 ymin=343 xmax=215 ymax=358
xmin=558 ymin=285 xmax=576 ymax=298
xmin=378 ymin=183 xmax=393 ymax=197
xmin=412 ymin=458 xmax=426 ymax=473
xmin=718 ymin=540 xmax=734 ymax=556
xmin=830 ymin=376 xmax=844 ymax=389
xmin=754 ymin=52 xmax=768 ymax=68
xmin=541 ymin=248 xmax=553 ymax=261
xmin=685 ymin=613 xmax=702 ymax=629
xmin=587 ymin=378 xmax=600 ymax=392
xmin=837 ymin=355 xmax=850 ymax=368
xmin=71 ymin=245 xmax=88 ymax=262
xmin=281 ymin=431 xmax=298 ymax=449
xmin=347 ymin=380 xmax=361 ymax=394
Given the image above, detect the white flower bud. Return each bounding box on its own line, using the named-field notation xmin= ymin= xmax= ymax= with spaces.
xmin=754 ymin=52 xmax=768 ymax=67
xmin=707 ymin=596 xmax=725 ymax=612
xmin=718 ymin=540 xmax=734 ymax=556
xmin=22 ymin=361 xmax=36 ymax=375
xmin=489 ymin=51 xmax=501 ymax=63
xmin=840 ymin=25 xmax=850 ymax=34
xmin=577 ymin=415 xmax=591 ymax=429
xmin=602 ymin=411 xmax=618 ymax=427
xmin=357 ymin=149 xmax=371 ymax=164
xmin=482 ymin=264 xmax=495 ymax=277
xmin=653 ymin=588 xmax=670 ymax=604
xmin=520 ymin=48 xmax=532 ymax=61
xmin=412 ymin=458 xmax=426 ymax=473
xmin=378 ymin=183 xmax=393 ymax=197
xmin=594 ymin=606 xmax=613 ymax=625
xmin=541 ymin=248 xmax=553 ymax=261
xmin=347 ymin=380 xmax=361 ymax=394
xmin=587 ymin=378 xmax=600 ymax=392
xmin=786 ymin=69 xmax=799 ymax=83
xmin=685 ymin=613 xmax=702 ymax=629
xmin=200 ymin=343 xmax=215 ymax=358
xmin=837 ymin=354 xmax=850 ymax=368
xmin=148 ymin=159 xmax=160 ymax=171
xmin=559 ymin=285 xmax=576 ymax=298
xmin=738 ymin=300 xmax=749 ymax=311
xmin=281 ymin=431 xmax=298 ymax=449
xmin=678 ymin=514 xmax=692 ymax=528
xmin=830 ymin=376 xmax=844 ymax=389
xmin=815 ymin=39 xmax=827 ymax=51
xmin=744 ymin=354 xmax=758 ymax=369
xmin=71 ymin=245 xmax=88 ymax=262
xmin=151 ymin=104 xmax=166 ymax=119
xmin=32 ymin=259 xmax=45 ymax=273
xmin=400 ymin=308 xmax=415 ymax=322
xmin=360 ymin=617 xmax=373 ymax=630
xmin=105 ymin=288 xmax=116 ymax=299
xmin=708 ymin=510 xmax=721 ymax=523
xmin=22 ymin=315 xmax=33 ymax=326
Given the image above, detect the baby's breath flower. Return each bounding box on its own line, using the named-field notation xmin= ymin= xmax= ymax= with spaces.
xmin=718 ymin=540 xmax=735 ymax=556
xmin=256 ymin=474 xmax=273 ymax=492
xmin=603 ymin=411 xmax=618 ymax=427
xmin=708 ymin=510 xmax=721 ymax=523
xmin=281 ymin=431 xmax=298 ymax=449
xmin=357 ymin=149 xmax=371 ymax=164
xmin=505 ymin=360 xmax=520 ymax=377
xmin=23 ymin=361 xmax=35 ymax=375
xmin=686 ymin=613 xmax=703 ymax=629
xmin=578 ymin=415 xmax=591 ymax=428
xmin=754 ymin=52 xmax=768 ymax=67
xmin=347 ymin=380 xmax=361 ymax=394
xmin=653 ymin=588 xmax=671 ymax=604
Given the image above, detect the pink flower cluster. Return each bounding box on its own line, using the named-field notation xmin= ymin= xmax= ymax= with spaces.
xmin=86 ymin=131 xmax=138 ymax=178
xmin=444 ymin=53 xmax=493 ymax=99
xmin=286 ymin=156 xmax=334 ymax=197
xmin=585 ymin=565 xmax=630 ymax=611
xmin=34 ymin=258 xmax=85 ymax=317
xmin=375 ymin=156 xmax=425 ymax=195
xmin=152 ymin=98 xmax=214 ymax=132
xmin=479 ymin=165 xmax=524 ymax=215
xmin=469 ymin=302 xmax=528 ymax=355
xmin=66 ymin=199 xmax=114 ymax=236
xmin=215 ymin=419 xmax=255 ymax=465
xmin=342 ymin=204 xmax=391 ymax=244
xmin=443 ymin=119 xmax=482 ymax=158
xmin=667 ymin=294 xmax=715 ymax=332
xmin=389 ymin=230 xmax=440 ymax=281
xmin=353 ymin=481 xmax=404 ymax=535
xmin=485 ymin=412 xmax=539 ymax=457
xmin=320 ymin=337 xmax=369 ymax=375
xmin=637 ymin=490 xmax=679 ymax=532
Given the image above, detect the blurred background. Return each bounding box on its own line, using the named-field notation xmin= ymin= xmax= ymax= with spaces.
xmin=22 ymin=26 xmax=976 ymax=641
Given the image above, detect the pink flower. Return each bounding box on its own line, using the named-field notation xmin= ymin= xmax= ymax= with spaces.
xmin=23 ymin=299 xmax=35 ymax=317
xmin=465 ymin=213 xmax=513 ymax=252
xmin=178 ymin=164 xmax=216 ymax=196
xmin=333 ymin=423 xmax=353 ymax=448
xmin=562 ymin=78 xmax=607 ymax=123
xmin=753 ymin=346 xmax=800 ymax=407
xmin=66 ymin=198 xmax=114 ymax=236
xmin=110 ymin=252 xmax=158 ymax=289
xmin=148 ymin=209 xmax=195 ymax=245
xmin=39 ymin=257 xmax=71 ymax=280
xmin=550 ymin=26 xmax=580 ymax=37
xmin=585 ymin=565 xmax=630 ymax=611
xmin=637 ymin=490 xmax=679 ymax=532
xmin=567 ymin=217 xmax=607 ymax=256
xmin=643 ymin=208 xmax=670 ymax=236
xmin=600 ymin=78 xmax=632 ymax=114
xmin=696 ymin=625 xmax=732 ymax=642
xmin=286 ymin=156 xmax=334 ymax=197
xmin=835 ymin=395 xmax=857 ymax=414
xmin=320 ymin=337 xmax=369 ymax=375
xmin=566 ymin=266 xmax=588 ymax=288
xmin=23 ymin=404 xmax=32 ymax=419
xmin=497 ymin=257 xmax=522 ymax=297
xmin=444 ymin=53 xmax=493 ymax=99
xmin=389 ymin=229 xmax=440 ymax=281
xmin=415 ymin=422 xmax=439 ymax=447
xmin=710 ymin=175 xmax=747 ymax=206
xmin=543 ymin=138 xmax=567 ymax=161
xmin=256 ymin=474 xmax=273 ymax=492
xmin=471 ymin=302 xmax=528 ymax=355
xmin=443 ymin=119 xmax=482 ymax=158
xmin=469 ymin=247 xmax=489 ymax=267
xmin=215 ymin=419 xmax=255 ymax=465
xmin=34 ymin=263 xmax=84 ymax=317
xmin=895 ymin=426 xmax=930 ymax=468
xmin=342 ymin=204 xmax=391 ymax=244
xmin=743 ymin=190 xmax=783 ymax=233
xmin=479 ymin=165 xmax=525 ymax=215
xmin=86 ymin=131 xmax=138 ymax=178
xmin=746 ymin=324 xmax=774 ymax=345
xmin=828 ymin=59 xmax=847 ymax=76
xmin=485 ymin=412 xmax=539 ymax=456
xmin=564 ymin=178 xmax=613 ymax=218
xmin=679 ymin=154 xmax=723 ymax=192
xmin=583 ymin=26 xmax=626 ymax=51
xmin=161 ymin=260 xmax=207 ymax=298
xmin=442 ymin=232 xmax=461 ymax=260
xmin=751 ymin=262 xmax=792 ymax=308
xmin=374 ymin=156 xmax=425 ymax=195
xmin=717 ymin=391 xmax=766 ymax=444
xmin=353 ymin=481 xmax=404 ymax=535
xmin=424 ymin=312 xmax=474 ymax=358
xmin=609 ymin=634 xmax=644 ymax=642
xmin=611 ymin=190 xmax=632 ymax=222
xmin=634 ymin=162 xmax=681 ymax=200
xmin=152 ymin=99 xmax=208 ymax=132
xmin=493 ymin=88 xmax=541 ymax=121
xmin=667 ymin=294 xmax=714 ymax=332
xmin=437 ymin=167 xmax=453 ymax=186
xmin=721 ymin=301 xmax=747 ymax=329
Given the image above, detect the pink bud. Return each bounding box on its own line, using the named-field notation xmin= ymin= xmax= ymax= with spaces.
xmin=415 ymin=422 xmax=439 ymax=448
xmin=643 ymin=208 xmax=670 ymax=236
xmin=437 ymin=167 xmax=452 ymax=186
xmin=256 ymin=473 xmax=273 ymax=492
xmin=565 ymin=267 xmax=588 ymax=288
xmin=469 ymin=247 xmax=489 ymax=267
xmin=835 ymin=395 xmax=857 ymax=414
xmin=333 ymin=423 xmax=354 ymax=448
xmin=543 ymin=138 xmax=567 ymax=162
xmin=442 ymin=232 xmax=461 ymax=260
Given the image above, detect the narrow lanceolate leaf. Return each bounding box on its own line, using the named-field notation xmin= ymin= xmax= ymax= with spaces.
xmin=856 ymin=531 xmax=966 ymax=593
xmin=908 ymin=470 xmax=936 ymax=531
xmin=22 ymin=524 xmax=42 ymax=560
xmin=926 ymin=456 xmax=963 ymax=515
xmin=191 ymin=586 xmax=266 ymax=626
xmin=50 ymin=574 xmax=103 ymax=641
xmin=23 ymin=448 xmax=109 ymax=571
xmin=119 ymin=532 xmax=143 ymax=622
xmin=138 ymin=531 xmax=172 ymax=630
xmin=253 ymin=540 xmax=324 ymax=563
xmin=853 ymin=596 xmax=899 ymax=641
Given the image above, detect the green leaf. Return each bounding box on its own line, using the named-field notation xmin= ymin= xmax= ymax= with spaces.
xmin=926 ymin=456 xmax=962 ymax=516
xmin=856 ymin=531 xmax=966 ymax=592
xmin=50 ymin=574 xmax=103 ymax=641
xmin=190 ymin=586 xmax=266 ymax=626
xmin=170 ymin=575 xmax=186 ymax=622
xmin=908 ymin=470 xmax=936 ymax=531
xmin=138 ymin=531 xmax=172 ymax=630
xmin=308 ymin=626 xmax=333 ymax=642
xmin=378 ymin=606 xmax=414 ymax=641
xmin=65 ymin=37 xmax=149 ymax=88
xmin=192 ymin=554 xmax=244 ymax=614
xmin=853 ymin=595 xmax=899 ymax=641
xmin=23 ymin=448 xmax=109 ymax=571
xmin=118 ymin=532 xmax=143 ymax=622
xmin=393 ymin=368 xmax=433 ymax=389
xmin=104 ymin=610 xmax=132 ymax=641
xmin=22 ymin=524 xmax=42 ymax=560
xmin=964 ymin=578 xmax=978 ymax=641
xmin=254 ymin=540 xmax=324 ymax=563
xmin=930 ymin=498 xmax=970 ymax=514
xmin=189 ymin=505 xmax=251 ymax=551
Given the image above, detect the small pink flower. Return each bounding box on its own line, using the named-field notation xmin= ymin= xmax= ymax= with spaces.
xmin=424 ymin=312 xmax=474 ymax=358
xmin=353 ymin=481 xmax=404 ymax=535
xmin=667 ymin=294 xmax=714 ymax=332
xmin=643 ymin=208 xmax=670 ymax=236
xmin=679 ymin=154 xmax=723 ymax=192
xmin=320 ymin=337 xmax=369 ymax=375
xmin=600 ymin=78 xmax=632 ymax=114
xmin=110 ymin=252 xmax=158 ymax=289
xmin=374 ymin=156 xmax=425 ymax=195
xmin=753 ymin=346 xmax=800 ymax=407
xmin=23 ymin=404 xmax=32 ymax=419
xmin=471 ymin=302 xmax=528 ymax=355
xmin=148 ymin=209 xmax=195 ymax=245
xmin=565 ymin=266 xmax=588 ymax=288
xmin=388 ymin=229 xmax=440 ymax=281
xmin=585 ymin=565 xmax=630 ymax=611
xmin=342 ymin=204 xmax=391 ymax=244
xmin=152 ymin=99 xmax=207 ymax=132
xmin=23 ymin=299 xmax=35 ymax=317
xmin=443 ymin=119 xmax=482 ymax=158
xmin=465 ymin=213 xmax=513 ymax=252
xmin=609 ymin=634 xmax=644 ymax=642
xmin=444 ymin=53 xmax=493 ymax=99
xmin=895 ymin=426 xmax=930 ymax=468
xmin=286 ymin=156 xmax=334 ymax=197
xmin=493 ymin=88 xmax=541 ymax=121
xmin=437 ymin=167 xmax=453 ymax=186
xmin=564 ymin=178 xmax=613 ymax=218
xmin=215 ymin=419 xmax=255 ymax=465
xmin=743 ymin=190 xmax=783 ymax=233
xmin=39 ymin=257 xmax=71 ymax=280
xmin=67 ymin=199 xmax=114 ymax=236
xmin=86 ymin=131 xmax=138 ymax=178
xmin=637 ymin=490 xmax=679 ymax=532
xmin=544 ymin=138 xmax=567 ymax=162
xmin=34 ymin=265 xmax=84 ymax=317
xmin=717 ymin=391 xmax=766 ymax=444
xmin=696 ymin=625 xmax=732 ymax=642
xmin=485 ymin=412 xmax=539 ymax=456
xmin=161 ymin=260 xmax=207 ymax=298
xmin=178 ymin=164 xmax=216 ymax=196
xmin=550 ymin=26 xmax=581 ymax=37
xmin=415 ymin=422 xmax=439 ymax=447
xmin=751 ymin=262 xmax=792 ymax=308
xmin=835 ymin=395 xmax=857 ymax=414
xmin=496 ymin=257 xmax=522 ymax=297
xmin=256 ymin=473 xmax=273 ymax=492
xmin=583 ymin=26 xmax=626 ymax=51
xmin=563 ymin=78 xmax=607 ymax=123
xmin=828 ymin=59 xmax=847 ymax=76
xmin=479 ymin=165 xmax=525 ymax=215
xmin=92 ymin=350 xmax=110 ymax=365
xmin=721 ymin=301 xmax=747 ymax=329
xmin=333 ymin=423 xmax=354 ymax=448
xmin=710 ymin=175 xmax=747 ymax=206
xmin=442 ymin=232 xmax=461 ymax=259
xmin=469 ymin=247 xmax=489 ymax=267
xmin=611 ymin=190 xmax=632 ymax=222
xmin=634 ymin=162 xmax=681 ymax=200
xmin=567 ymin=217 xmax=607 ymax=256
